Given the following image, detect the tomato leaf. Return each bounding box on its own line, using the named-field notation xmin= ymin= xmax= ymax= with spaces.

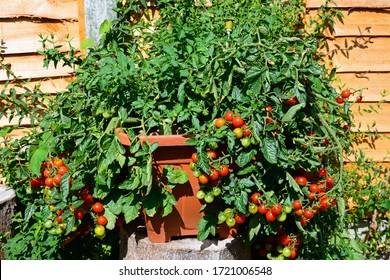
xmin=24 ymin=204 xmax=35 ymax=222
xmin=261 ymin=137 xmax=278 ymax=164
xmin=29 ymin=145 xmax=49 ymax=176
xmin=286 ymin=172 xmax=303 ymax=195
xmin=247 ymin=214 xmax=262 ymax=241
xmin=281 ymin=103 xmax=304 ymax=123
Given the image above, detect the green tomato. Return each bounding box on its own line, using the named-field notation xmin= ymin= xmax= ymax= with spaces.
xmin=225 ymin=217 xmax=236 ymax=227
xmin=44 ymin=220 xmax=53 ymax=229
xmin=276 ymin=211 xmax=287 ymax=222
xmin=189 ymin=162 xmax=196 ymax=170
xmin=282 ymin=246 xmax=292 ymax=258
xmin=204 ymin=193 xmax=214 ymax=203
xmin=251 ymin=137 xmax=260 ymax=145
xmin=55 ymin=227 xmax=63 ymax=235
xmin=94 ymin=225 xmax=106 ymax=237
xmin=218 ymin=212 xmax=227 ymax=223
xmin=283 ymin=204 xmax=293 ymax=214
xmin=211 ymin=186 xmax=221 ymax=197
xmin=277 ymin=244 xmax=284 ymax=253
xmin=209 ymin=141 xmax=218 ymax=150
xmin=196 ymin=190 xmax=206 ymax=200
xmin=48 ymin=228 xmax=57 ymax=235
xmin=224 ymin=208 xmax=234 ymax=217
xmin=248 ymin=203 xmax=258 ymax=214
xmin=193 ymin=170 xmax=201 ymax=177
xmin=241 ymin=137 xmax=251 ymax=148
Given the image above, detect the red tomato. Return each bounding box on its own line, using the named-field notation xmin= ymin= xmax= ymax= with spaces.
xmin=278 ymin=234 xmax=290 ymax=246
xmin=82 ymin=193 xmax=93 ymax=205
xmin=258 ymin=203 xmax=269 ymax=215
xmin=265 ymin=105 xmax=273 ymax=112
xmin=307 ymin=192 xmax=315 ymax=200
xmin=271 ymin=203 xmax=283 ymax=215
xmin=53 ymin=174 xmax=62 ymax=186
xmin=224 ymin=111 xmax=234 ymax=122
xmin=265 ymin=210 xmax=277 ymax=222
xmin=336 ymin=96 xmax=344 ymax=104
xmin=295 ymin=176 xmax=308 ymax=186
xmin=232 ymin=116 xmax=245 ymax=128
xmin=209 ymin=169 xmax=219 ymax=181
xmin=303 ymin=209 xmax=315 ymax=219
xmin=218 ymin=164 xmax=229 ymax=177
xmin=234 ymin=213 xmax=246 ymax=224
xmin=300 ymin=217 xmax=307 ymax=227
xmin=341 ymin=89 xmax=351 ymax=99
xmin=43 ymin=169 xmax=51 ymax=178
xmin=250 ymin=192 xmax=261 ymax=205
xmin=318 ymin=168 xmax=327 ymax=177
xmin=309 ymin=183 xmax=319 ymax=193
xmin=92 ymin=202 xmax=104 ymax=214
xmin=45 ymin=177 xmax=54 ymax=188
xmin=97 ymin=215 xmax=108 ymax=226
xmin=30 ymin=178 xmax=42 ymax=189
xmin=292 ymin=200 xmax=302 ymax=210
xmin=58 ymin=166 xmax=69 ymax=175
xmin=74 ymin=209 xmax=84 ymax=220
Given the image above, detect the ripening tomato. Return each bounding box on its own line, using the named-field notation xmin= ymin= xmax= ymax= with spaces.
xmin=92 ymin=202 xmax=104 ymax=214
xmin=233 ymin=127 xmax=244 ymax=138
xmin=248 ymin=203 xmax=258 ymax=214
xmin=198 ymin=174 xmax=210 ymax=185
xmin=224 ymin=111 xmax=234 ymax=122
xmin=214 ymin=117 xmax=226 ymax=128
xmin=218 ymin=164 xmax=229 ymax=177
xmin=341 ymin=89 xmax=351 ymax=99
xmin=43 ymin=169 xmax=51 ymax=178
xmin=225 ymin=217 xmax=236 ymax=227
xmin=191 ymin=152 xmax=198 ymax=163
xmin=52 ymin=158 xmax=64 ymax=167
xmin=97 ymin=215 xmax=108 ymax=226
xmin=206 ymin=149 xmax=217 ymax=160
xmin=232 ymin=116 xmax=245 ymax=128
xmin=94 ymin=225 xmax=106 ymax=237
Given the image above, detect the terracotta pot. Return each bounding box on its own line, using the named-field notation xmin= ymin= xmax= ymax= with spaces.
xmin=117 ymin=131 xmax=238 ymax=242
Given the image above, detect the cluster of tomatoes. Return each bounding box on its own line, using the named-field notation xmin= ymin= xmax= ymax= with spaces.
xmin=191 ymin=150 xmax=229 ymax=205
xmin=28 ymin=156 xmax=117 ymax=240
xmin=248 ymin=192 xmax=291 ymax=223
xmin=292 ymin=168 xmax=337 ymax=226
xmin=257 ymin=230 xmax=301 ymax=260
xmin=214 ymin=111 xmax=258 ymax=147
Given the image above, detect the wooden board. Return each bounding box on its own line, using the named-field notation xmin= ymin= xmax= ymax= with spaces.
xmin=0 ymin=0 xmax=78 ymax=20
xmin=306 ymin=0 xmax=390 ymax=8
xmin=350 ymin=103 xmax=390 ymax=133
xmin=333 ymin=73 xmax=390 ymax=102
xmin=307 ymin=9 xmax=390 ymax=37
xmin=1 ymin=77 xmax=72 ymax=94
xmin=0 ymin=20 xmax=80 ymax=55
xmin=323 ymin=37 xmax=390 ymax=73
xmin=348 ymin=133 xmax=390 ymax=162
xmin=0 ymin=55 xmax=74 ymax=81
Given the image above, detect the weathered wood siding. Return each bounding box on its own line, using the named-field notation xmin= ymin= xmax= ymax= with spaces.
xmin=0 ymin=0 xmax=84 ymax=128
xmin=307 ymin=0 xmax=390 ymax=162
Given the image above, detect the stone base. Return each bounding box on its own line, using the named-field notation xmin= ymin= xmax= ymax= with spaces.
xmin=119 ymin=223 xmax=251 ymax=260
xmin=0 ymin=184 xmax=16 ymax=260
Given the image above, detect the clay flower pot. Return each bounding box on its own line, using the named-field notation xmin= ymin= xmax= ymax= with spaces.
xmin=117 ymin=131 xmax=238 ymax=242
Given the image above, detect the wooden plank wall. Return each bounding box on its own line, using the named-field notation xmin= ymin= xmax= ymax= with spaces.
xmin=307 ymin=0 xmax=390 ymax=162
xmin=0 ymin=0 xmax=85 ymax=128
xmin=1 ymin=0 xmax=389 ymax=162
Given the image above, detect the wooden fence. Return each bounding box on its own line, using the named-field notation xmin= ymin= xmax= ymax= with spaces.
xmin=1 ymin=0 xmax=389 ymax=163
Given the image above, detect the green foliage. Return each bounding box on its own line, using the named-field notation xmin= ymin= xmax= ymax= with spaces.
xmin=1 ymin=0 xmax=385 ymax=260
